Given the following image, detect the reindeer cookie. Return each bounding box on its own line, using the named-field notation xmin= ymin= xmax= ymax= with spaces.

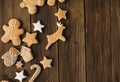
xmin=47 ymin=0 xmax=65 ymax=6
xmin=46 ymin=22 xmax=66 ymax=50
xmin=20 ymin=0 xmax=45 ymax=14
xmin=1 ymin=18 xmax=24 ymax=46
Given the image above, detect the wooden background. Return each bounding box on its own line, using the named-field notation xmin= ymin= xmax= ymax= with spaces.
xmin=0 ymin=0 xmax=120 ymax=82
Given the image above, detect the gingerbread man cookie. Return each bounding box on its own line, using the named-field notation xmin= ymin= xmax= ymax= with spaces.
xmin=46 ymin=22 xmax=66 ymax=50
xmin=1 ymin=18 xmax=24 ymax=46
xmin=47 ymin=0 xmax=65 ymax=6
xmin=20 ymin=0 xmax=45 ymax=14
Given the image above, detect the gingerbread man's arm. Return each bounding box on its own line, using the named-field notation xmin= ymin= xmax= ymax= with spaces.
xmin=12 ymin=36 xmax=21 ymax=46
xmin=20 ymin=2 xmax=26 ymax=8
xmin=3 ymin=25 xmax=8 ymax=31
xmin=18 ymin=28 xmax=24 ymax=35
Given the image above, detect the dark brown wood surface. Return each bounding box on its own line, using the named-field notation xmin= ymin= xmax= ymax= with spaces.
xmin=0 ymin=0 xmax=120 ymax=82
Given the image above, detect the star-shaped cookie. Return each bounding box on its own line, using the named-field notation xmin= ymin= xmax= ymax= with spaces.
xmin=16 ymin=61 xmax=23 ymax=68
xmin=40 ymin=56 xmax=52 ymax=69
xmin=22 ymin=32 xmax=38 ymax=47
xmin=15 ymin=70 xmax=27 ymax=82
xmin=55 ymin=8 xmax=67 ymax=21
xmin=33 ymin=21 xmax=45 ymax=33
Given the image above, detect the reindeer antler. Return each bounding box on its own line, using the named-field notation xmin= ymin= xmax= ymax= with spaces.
xmin=57 ymin=22 xmax=63 ymax=27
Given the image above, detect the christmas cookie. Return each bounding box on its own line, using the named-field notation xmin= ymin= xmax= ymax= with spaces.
xmin=22 ymin=32 xmax=38 ymax=47
xmin=1 ymin=18 xmax=24 ymax=46
xmin=47 ymin=0 xmax=65 ymax=6
xmin=1 ymin=47 xmax=20 ymax=67
xmin=20 ymin=46 xmax=33 ymax=63
xmin=55 ymin=8 xmax=67 ymax=21
xmin=46 ymin=22 xmax=66 ymax=50
xmin=15 ymin=70 xmax=27 ymax=82
xmin=29 ymin=64 xmax=41 ymax=82
xmin=40 ymin=56 xmax=52 ymax=69
xmin=33 ymin=20 xmax=45 ymax=33
xmin=16 ymin=61 xmax=23 ymax=68
xmin=20 ymin=0 xmax=45 ymax=14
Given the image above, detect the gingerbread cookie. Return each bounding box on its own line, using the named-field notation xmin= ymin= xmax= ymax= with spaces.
xmin=29 ymin=64 xmax=41 ymax=82
xmin=55 ymin=8 xmax=67 ymax=21
xmin=1 ymin=47 xmax=20 ymax=67
xmin=20 ymin=46 xmax=33 ymax=63
xmin=1 ymin=18 xmax=24 ymax=46
xmin=40 ymin=56 xmax=52 ymax=69
xmin=46 ymin=22 xmax=66 ymax=50
xmin=33 ymin=20 xmax=45 ymax=33
xmin=15 ymin=70 xmax=27 ymax=82
xmin=47 ymin=0 xmax=65 ymax=6
xmin=16 ymin=61 xmax=23 ymax=68
xmin=20 ymin=0 xmax=45 ymax=14
xmin=22 ymin=32 xmax=38 ymax=47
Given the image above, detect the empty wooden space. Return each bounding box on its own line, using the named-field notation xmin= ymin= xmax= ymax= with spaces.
xmin=0 ymin=0 xmax=120 ymax=82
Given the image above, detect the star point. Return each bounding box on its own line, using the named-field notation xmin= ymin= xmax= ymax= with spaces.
xmin=40 ymin=56 xmax=53 ymax=69
xmin=15 ymin=70 xmax=27 ymax=82
xmin=33 ymin=21 xmax=45 ymax=33
xmin=55 ymin=8 xmax=67 ymax=21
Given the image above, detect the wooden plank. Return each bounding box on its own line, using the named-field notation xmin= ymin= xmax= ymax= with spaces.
xmin=58 ymin=0 xmax=85 ymax=82
xmin=30 ymin=4 xmax=58 ymax=82
xmin=0 ymin=0 xmax=4 ymax=80
xmin=85 ymin=0 xmax=112 ymax=82
xmin=0 ymin=0 xmax=15 ymax=81
xmin=110 ymin=0 xmax=120 ymax=82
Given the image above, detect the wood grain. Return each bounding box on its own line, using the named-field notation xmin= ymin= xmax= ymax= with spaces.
xmin=85 ymin=0 xmax=112 ymax=82
xmin=0 ymin=0 xmax=120 ymax=82
xmin=0 ymin=0 xmax=3 ymax=80
xmin=58 ymin=0 xmax=85 ymax=82
xmin=110 ymin=0 xmax=120 ymax=82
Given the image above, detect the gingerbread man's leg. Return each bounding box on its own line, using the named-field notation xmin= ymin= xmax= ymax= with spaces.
xmin=47 ymin=0 xmax=56 ymax=6
xmin=1 ymin=35 xmax=10 ymax=43
xmin=12 ymin=37 xmax=21 ymax=46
